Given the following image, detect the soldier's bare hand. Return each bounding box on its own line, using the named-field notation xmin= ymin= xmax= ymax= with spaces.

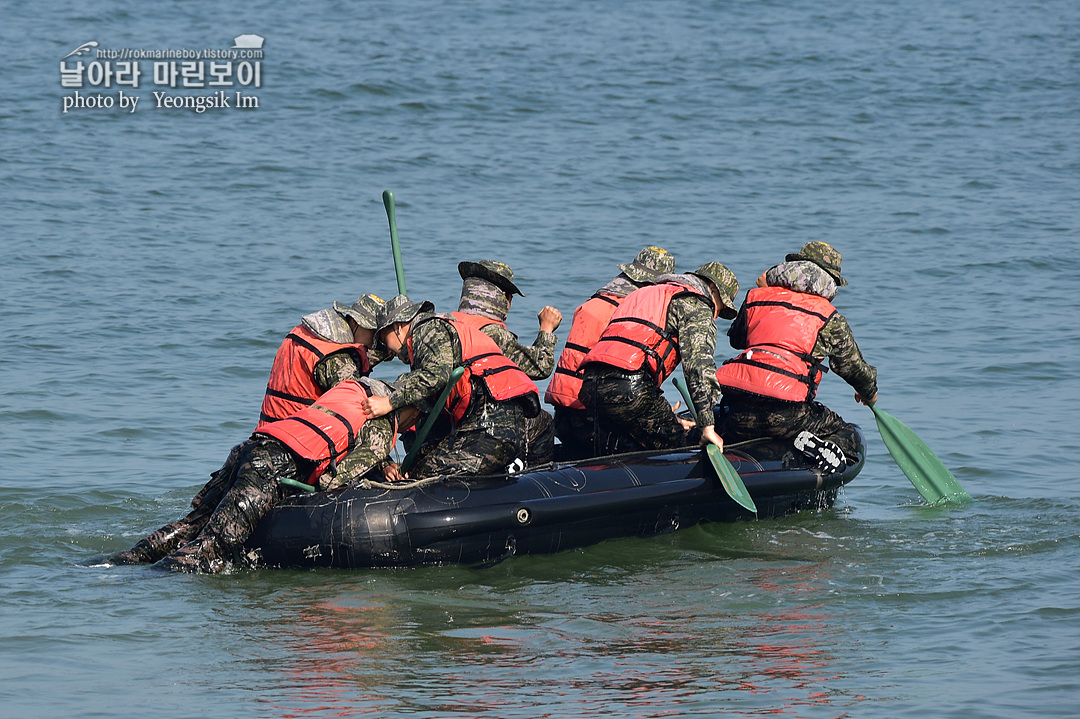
xmin=700 ymin=425 xmax=724 ymax=452
xmin=677 ymin=416 xmax=696 ymax=432
xmin=362 ymin=395 xmax=393 ymax=419
xmin=538 ymin=306 xmax=563 ymax=333
xmin=855 ymin=391 xmax=877 ymax=406
xmin=382 ymin=463 xmax=409 ymax=482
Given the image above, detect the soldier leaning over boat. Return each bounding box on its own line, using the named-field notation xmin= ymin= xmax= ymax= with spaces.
xmin=113 ymin=376 xmax=402 ymax=573
xmin=544 ymin=246 xmax=676 ymax=459
xmin=108 ymin=294 xmax=393 ymax=566
xmin=578 ymin=262 xmax=740 ymax=455
xmin=715 ymin=241 xmax=878 ymax=472
xmin=363 ymin=295 xmax=545 ymax=477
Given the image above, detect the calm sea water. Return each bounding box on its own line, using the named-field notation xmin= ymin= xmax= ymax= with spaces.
xmin=2 ymin=0 xmax=1079 ymax=716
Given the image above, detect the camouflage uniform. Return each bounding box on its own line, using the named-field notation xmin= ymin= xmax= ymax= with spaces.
xmin=552 ymin=247 xmax=677 ymax=460
xmin=581 ymin=264 xmax=739 ymax=454
xmin=457 ymin=261 xmax=557 ymax=467
xmin=718 ymin=250 xmax=876 ymax=461
xmin=387 ymin=311 xmax=533 ymax=477
xmin=111 ymin=386 xmax=397 ymax=570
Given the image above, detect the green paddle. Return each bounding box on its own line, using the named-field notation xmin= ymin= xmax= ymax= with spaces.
xmin=382 ymin=190 xmax=407 ymax=296
xmin=868 ymin=401 xmax=971 ymax=505
xmin=401 ymin=367 xmax=466 ymax=474
xmin=672 ymin=376 xmax=757 ymax=513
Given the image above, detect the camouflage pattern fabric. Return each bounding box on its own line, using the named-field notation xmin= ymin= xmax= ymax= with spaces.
xmin=523 ymin=408 xmax=555 ymax=467
xmin=580 ymin=366 xmax=700 ymax=454
xmin=302 ymin=307 xmax=356 ymax=344
xmin=156 ymin=438 xmax=295 ymax=573
xmin=661 ymin=284 xmax=723 ymax=428
xmin=721 ymin=259 xmax=875 ymax=459
xmin=457 ymin=276 xmax=511 ymax=322
xmin=765 ymin=260 xmax=838 ymax=300
xmin=107 ymin=440 xmax=252 ymax=565
xmin=716 ymin=395 xmax=862 ymax=462
xmin=111 ymin=414 xmax=397 ymax=567
xmin=552 ymin=405 xmax=624 ymax=461
xmin=408 ymin=400 xmax=528 ymax=477
xmin=596 ymin=274 xmax=644 ymax=298
xmin=388 ymin=315 xmax=533 ymax=474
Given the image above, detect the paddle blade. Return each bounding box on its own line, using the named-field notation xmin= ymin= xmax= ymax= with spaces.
xmin=872 ymin=405 xmax=970 ymax=506
xmin=707 ymin=444 xmax=758 ymax=514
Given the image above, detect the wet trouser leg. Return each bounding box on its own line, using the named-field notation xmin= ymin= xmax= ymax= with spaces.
xmin=717 ymin=396 xmax=861 ymax=463
xmin=156 ymin=439 xmax=294 ymax=573
xmin=581 ymin=367 xmax=693 ymax=453
xmin=523 ymin=409 xmax=555 ymax=468
xmin=408 ymin=402 xmax=527 ymax=477
xmin=552 ymin=406 xmax=595 ymax=461
xmin=109 ymin=441 xmax=250 ymax=565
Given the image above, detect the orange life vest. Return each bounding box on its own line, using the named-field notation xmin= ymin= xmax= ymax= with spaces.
xmin=544 ymin=292 xmax=622 ymax=409
xmin=409 ymin=314 xmax=539 ymax=423
xmin=715 ymin=286 xmax=836 ymax=402
xmin=256 ymin=379 xmax=370 ymax=486
xmin=256 ymin=324 xmax=370 ymax=432
xmin=582 ymin=282 xmax=708 ymax=385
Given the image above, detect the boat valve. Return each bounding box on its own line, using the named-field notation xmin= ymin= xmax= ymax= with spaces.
xmin=515 ymin=507 xmax=531 ymax=525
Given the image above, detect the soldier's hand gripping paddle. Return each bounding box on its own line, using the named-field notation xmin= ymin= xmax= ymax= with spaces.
xmin=382 ymin=190 xmax=407 ymax=296
xmin=868 ymin=401 xmax=971 ymax=505
xmin=673 ymin=376 xmax=757 ymax=513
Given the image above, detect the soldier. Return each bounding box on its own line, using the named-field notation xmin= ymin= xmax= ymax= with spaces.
xmin=544 ymin=246 xmax=676 ymax=459
xmin=579 ymin=262 xmax=739 ymax=454
xmin=715 ymin=242 xmax=876 ymax=472
xmin=108 ymin=294 xmax=387 ymax=566
xmin=117 ymin=377 xmax=402 ymax=573
xmin=453 ymin=260 xmax=562 ymax=467
xmin=363 ymin=295 xmax=542 ymax=477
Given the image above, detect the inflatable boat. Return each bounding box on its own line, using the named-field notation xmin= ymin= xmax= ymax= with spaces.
xmin=246 ymin=426 xmax=865 ymax=569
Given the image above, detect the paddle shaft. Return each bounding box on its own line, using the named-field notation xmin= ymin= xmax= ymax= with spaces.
xmin=382 ymin=190 xmax=407 ymax=296
xmin=401 ymin=366 xmax=466 ymax=474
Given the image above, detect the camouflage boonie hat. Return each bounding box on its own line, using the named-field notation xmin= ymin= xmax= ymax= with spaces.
xmin=334 ymin=293 xmax=385 ymax=330
xmin=617 ymin=246 xmax=676 ymax=284
xmin=786 ymin=241 xmax=847 ymax=286
xmin=375 ymin=294 xmax=435 ymax=333
xmin=690 ymin=262 xmax=740 ymax=319
xmin=458 ymin=260 xmax=524 ymax=297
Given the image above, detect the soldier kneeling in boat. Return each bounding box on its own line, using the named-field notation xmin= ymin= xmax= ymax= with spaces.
xmin=715 ymin=242 xmax=877 ymax=472
xmin=578 ymin=262 xmax=740 ymax=456
xmin=362 ymin=295 xmax=545 ymax=478
xmin=111 ymin=377 xmax=404 ymax=573
xmin=453 ymin=259 xmax=562 ymax=467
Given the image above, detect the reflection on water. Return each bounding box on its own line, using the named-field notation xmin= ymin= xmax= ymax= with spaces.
xmin=260 ymin=545 xmax=871 ymax=718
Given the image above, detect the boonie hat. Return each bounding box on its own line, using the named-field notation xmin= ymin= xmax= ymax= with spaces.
xmin=334 ymin=293 xmax=385 ymax=330
xmin=375 ymin=294 xmax=435 ymax=333
xmin=617 ymin=246 xmax=676 ymax=284
xmin=689 ymin=262 xmax=740 ymax=319
xmin=458 ymin=260 xmax=525 ymax=297
xmin=786 ymin=241 xmax=847 ymax=286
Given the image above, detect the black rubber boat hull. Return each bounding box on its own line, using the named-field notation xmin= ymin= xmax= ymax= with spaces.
xmin=247 ymin=427 xmax=865 ymax=569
